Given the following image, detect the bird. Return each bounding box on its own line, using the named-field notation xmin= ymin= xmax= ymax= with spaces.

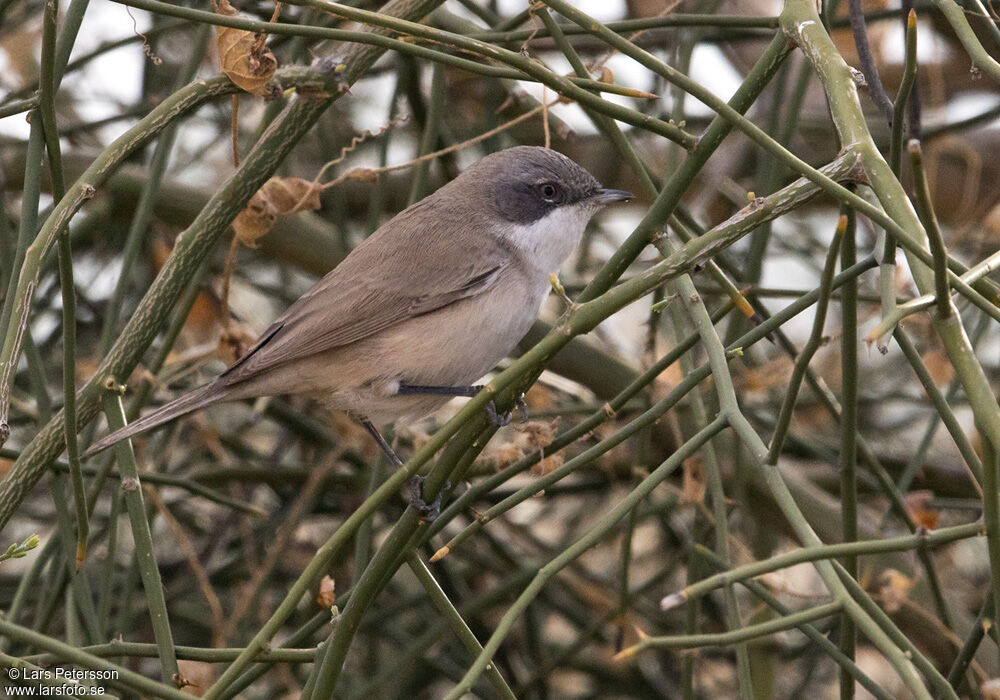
xmin=85 ymin=146 xmax=632 ymax=484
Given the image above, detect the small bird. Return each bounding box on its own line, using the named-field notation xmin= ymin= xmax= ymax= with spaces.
xmin=85 ymin=146 xmax=631 ymax=477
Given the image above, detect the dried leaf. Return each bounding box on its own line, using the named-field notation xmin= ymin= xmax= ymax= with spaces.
xmin=150 ymin=235 xmax=226 ymax=352
xmin=217 ymin=321 xmax=257 ymax=365
xmin=316 ymin=575 xmax=336 ymax=608
xmin=922 ymin=348 xmax=954 ymax=387
xmin=681 ymin=456 xmax=705 ymax=505
xmin=231 ymin=194 xmax=276 ymax=246
xmin=904 ymin=490 xmax=939 ymax=530
xmin=874 ymin=569 xmax=915 ymax=614
xmin=531 ymin=453 xmax=563 ymax=476
xmin=261 ymin=176 xmax=323 ymax=215
xmin=75 ymin=357 xmax=101 ymax=385
xmin=737 ymin=355 xmax=794 ymax=393
xmin=215 ymin=0 xmax=277 ymax=96
xmin=488 ymin=443 xmax=525 ymax=470
xmin=523 ymin=385 xmax=557 ymax=412
xmin=232 ymin=177 xmax=322 ymax=246
xmin=517 ymin=418 xmax=560 ymax=452
xmin=651 ymin=359 xmax=684 ymax=400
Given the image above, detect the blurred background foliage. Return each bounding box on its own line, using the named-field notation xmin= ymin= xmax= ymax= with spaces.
xmin=0 ymin=0 xmax=999 ymax=698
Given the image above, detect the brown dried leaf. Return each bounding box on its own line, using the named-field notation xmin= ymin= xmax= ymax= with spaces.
xmin=75 ymin=357 xmax=101 ymax=385
xmin=262 ymin=176 xmax=323 ymax=215
xmin=215 ymin=0 xmax=277 ymax=96
xmin=736 ymin=354 xmax=794 ymax=393
xmin=904 ymin=490 xmax=940 ymax=531
xmin=681 ymin=456 xmax=705 ymax=505
xmin=150 ymin=235 xmax=226 ymax=352
xmin=651 ymin=359 xmax=684 ymax=401
xmin=231 ymin=194 xmax=276 ymax=246
xmin=517 ymin=418 xmax=560 ymax=452
xmin=316 ymin=575 xmax=336 ymax=608
xmin=489 ymin=443 xmax=525 ymax=471
xmin=874 ymin=569 xmax=915 ymax=614
xmin=217 ymin=322 xmax=257 ymax=365
xmin=232 ymin=177 xmax=322 ymax=246
xmin=922 ymin=348 xmax=954 ymax=387
xmin=531 ymin=453 xmax=563 ymax=476
xmin=523 ymin=385 xmax=557 ymax=412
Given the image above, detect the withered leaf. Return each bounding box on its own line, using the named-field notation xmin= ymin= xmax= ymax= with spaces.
xmin=489 ymin=443 xmax=525 ymax=471
xmin=874 ymin=569 xmax=915 ymax=614
xmin=531 ymin=453 xmax=564 ymax=476
xmin=904 ymin=490 xmax=940 ymax=531
xmin=218 ymin=321 xmax=257 ymax=365
xmin=215 ymin=0 xmax=277 ymax=96
xmin=922 ymin=348 xmax=955 ymax=388
xmin=317 ymin=575 xmax=336 ymax=608
xmin=681 ymin=456 xmax=706 ymax=505
xmin=232 ymin=176 xmax=322 ymax=246
xmin=517 ymin=418 xmax=560 ymax=452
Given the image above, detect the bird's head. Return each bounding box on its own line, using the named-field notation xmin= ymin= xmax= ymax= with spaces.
xmin=461 ymin=146 xmax=632 ymax=268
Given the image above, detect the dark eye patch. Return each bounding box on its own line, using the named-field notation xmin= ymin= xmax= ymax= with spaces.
xmin=495 ymin=180 xmax=562 ymax=224
xmin=490 ymin=153 xmax=601 ymax=224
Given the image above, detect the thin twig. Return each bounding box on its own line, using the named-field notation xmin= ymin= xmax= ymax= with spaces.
xmin=848 ymin=0 xmax=894 ymax=123
xmin=103 ymin=391 xmax=180 ymax=685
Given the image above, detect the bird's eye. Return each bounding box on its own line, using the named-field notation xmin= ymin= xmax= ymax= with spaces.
xmin=539 ymin=183 xmax=558 ymax=200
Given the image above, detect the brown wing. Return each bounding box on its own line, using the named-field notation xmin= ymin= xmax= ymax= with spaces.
xmin=220 ymin=204 xmax=509 ymax=384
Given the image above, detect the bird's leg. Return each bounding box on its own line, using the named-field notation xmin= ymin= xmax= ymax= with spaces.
xmin=359 ymin=419 xmax=403 ymax=467
xmin=396 ymin=383 xmax=528 ymax=426
xmin=359 ymin=418 xmax=442 ymax=521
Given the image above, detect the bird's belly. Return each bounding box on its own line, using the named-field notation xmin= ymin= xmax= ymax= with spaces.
xmin=246 ymin=278 xmax=545 ymax=425
xmin=380 ymin=284 xmax=542 ymax=386
xmin=344 ymin=282 xmax=543 ymax=423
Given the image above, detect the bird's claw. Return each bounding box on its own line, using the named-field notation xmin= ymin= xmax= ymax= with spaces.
xmin=486 ymin=400 xmax=511 ymax=427
xmin=514 ymin=396 xmax=529 ymax=423
xmin=407 ymin=475 xmax=443 ymax=522
xmin=486 ymin=395 xmax=528 ymax=427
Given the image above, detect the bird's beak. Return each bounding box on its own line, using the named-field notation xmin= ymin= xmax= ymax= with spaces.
xmin=591 ymin=188 xmax=634 ymax=204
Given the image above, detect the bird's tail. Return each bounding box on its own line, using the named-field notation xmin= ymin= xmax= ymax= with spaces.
xmin=84 ymin=382 xmax=224 ymax=458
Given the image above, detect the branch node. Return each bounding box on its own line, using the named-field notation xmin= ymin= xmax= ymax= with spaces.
xmin=102 ymin=376 xmax=126 ymax=394
xmin=659 ymin=590 xmax=687 ymax=611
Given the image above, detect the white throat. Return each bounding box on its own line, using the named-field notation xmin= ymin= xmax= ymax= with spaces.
xmin=503 ymin=202 xmax=597 ymax=274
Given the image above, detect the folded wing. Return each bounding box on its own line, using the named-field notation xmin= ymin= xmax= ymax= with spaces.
xmin=221 ymin=211 xmax=508 ymax=384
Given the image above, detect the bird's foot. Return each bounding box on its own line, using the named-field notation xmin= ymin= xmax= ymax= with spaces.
xmin=407 ymin=475 xmax=444 ymax=522
xmin=485 ymin=400 xmax=510 ymax=427
xmin=486 ymin=395 xmax=528 ymax=427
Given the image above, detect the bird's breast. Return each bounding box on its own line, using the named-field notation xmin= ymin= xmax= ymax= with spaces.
xmin=368 ymin=270 xmax=547 ymax=389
